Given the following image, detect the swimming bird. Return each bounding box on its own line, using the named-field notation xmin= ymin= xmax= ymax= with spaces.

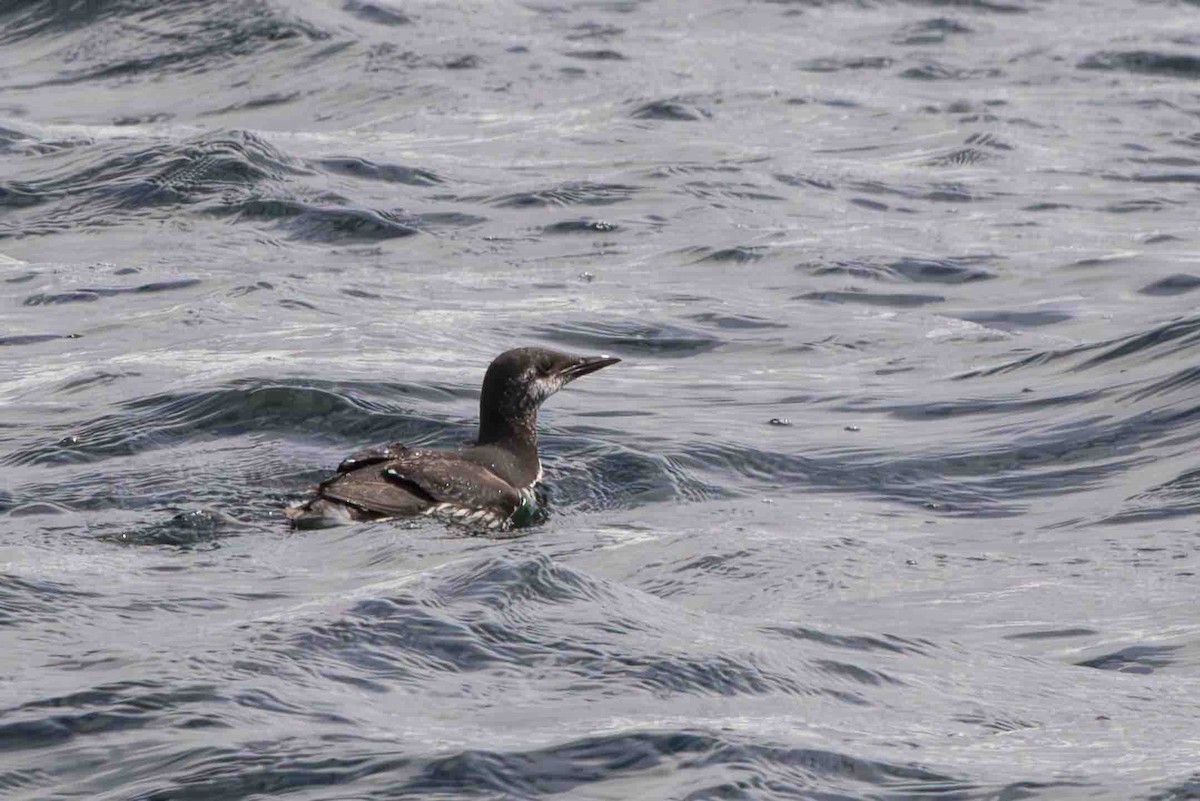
xmin=285 ymin=347 xmax=620 ymax=529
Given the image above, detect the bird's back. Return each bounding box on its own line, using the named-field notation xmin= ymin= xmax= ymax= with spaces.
xmin=285 ymin=443 xmax=524 ymax=528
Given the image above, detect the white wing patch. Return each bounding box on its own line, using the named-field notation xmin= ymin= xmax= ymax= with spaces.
xmin=423 ymin=502 xmax=507 ymax=530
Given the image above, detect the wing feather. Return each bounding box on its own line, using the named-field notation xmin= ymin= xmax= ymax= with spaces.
xmin=316 ymin=448 xmax=521 ymax=521
xmin=336 ymin=443 xmax=410 ymax=473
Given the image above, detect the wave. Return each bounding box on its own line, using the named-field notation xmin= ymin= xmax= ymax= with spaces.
xmin=630 ymin=98 xmax=713 ymax=121
xmin=1079 ymin=51 xmax=1200 ymax=80
xmin=803 ymin=255 xmax=998 ymax=284
xmin=957 ymin=313 xmax=1200 ymax=379
xmin=282 ymin=553 xmax=907 ymax=702
xmin=0 ymin=128 xmax=478 ymax=242
xmin=479 ymin=182 xmax=640 ymax=209
xmin=0 ymin=721 xmax=991 ymax=799
xmin=0 ymin=130 xmax=304 ymax=237
xmin=5 ymin=382 xmax=460 ymax=468
xmin=1 ymin=0 xmax=328 ymax=85
xmin=533 ymin=319 xmax=723 ymax=357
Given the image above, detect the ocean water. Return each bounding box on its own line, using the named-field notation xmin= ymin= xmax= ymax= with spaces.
xmin=2 ymin=0 xmax=1199 ymax=798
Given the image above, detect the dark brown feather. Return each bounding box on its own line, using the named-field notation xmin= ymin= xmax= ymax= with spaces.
xmin=309 ymin=448 xmax=522 ymax=520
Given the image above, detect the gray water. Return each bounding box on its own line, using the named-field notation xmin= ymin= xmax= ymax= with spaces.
xmin=2 ymin=0 xmax=1199 ymax=798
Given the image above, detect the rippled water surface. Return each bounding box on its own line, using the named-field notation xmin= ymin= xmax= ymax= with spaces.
xmin=3 ymin=0 xmax=1200 ymax=798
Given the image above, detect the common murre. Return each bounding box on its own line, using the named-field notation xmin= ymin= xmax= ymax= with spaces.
xmin=285 ymin=347 xmax=620 ymax=529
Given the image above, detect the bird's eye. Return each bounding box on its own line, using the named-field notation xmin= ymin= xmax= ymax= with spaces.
xmin=537 ymin=358 xmax=553 ymax=375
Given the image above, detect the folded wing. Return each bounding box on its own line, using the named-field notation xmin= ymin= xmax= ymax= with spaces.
xmin=317 ymin=447 xmax=521 ymax=520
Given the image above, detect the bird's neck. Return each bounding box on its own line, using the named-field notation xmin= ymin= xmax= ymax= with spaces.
xmin=477 ymin=410 xmax=538 ymax=454
xmin=475 ymin=412 xmax=541 ymax=488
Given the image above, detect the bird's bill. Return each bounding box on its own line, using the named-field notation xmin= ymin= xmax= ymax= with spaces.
xmin=561 ymin=354 xmax=621 ymax=382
